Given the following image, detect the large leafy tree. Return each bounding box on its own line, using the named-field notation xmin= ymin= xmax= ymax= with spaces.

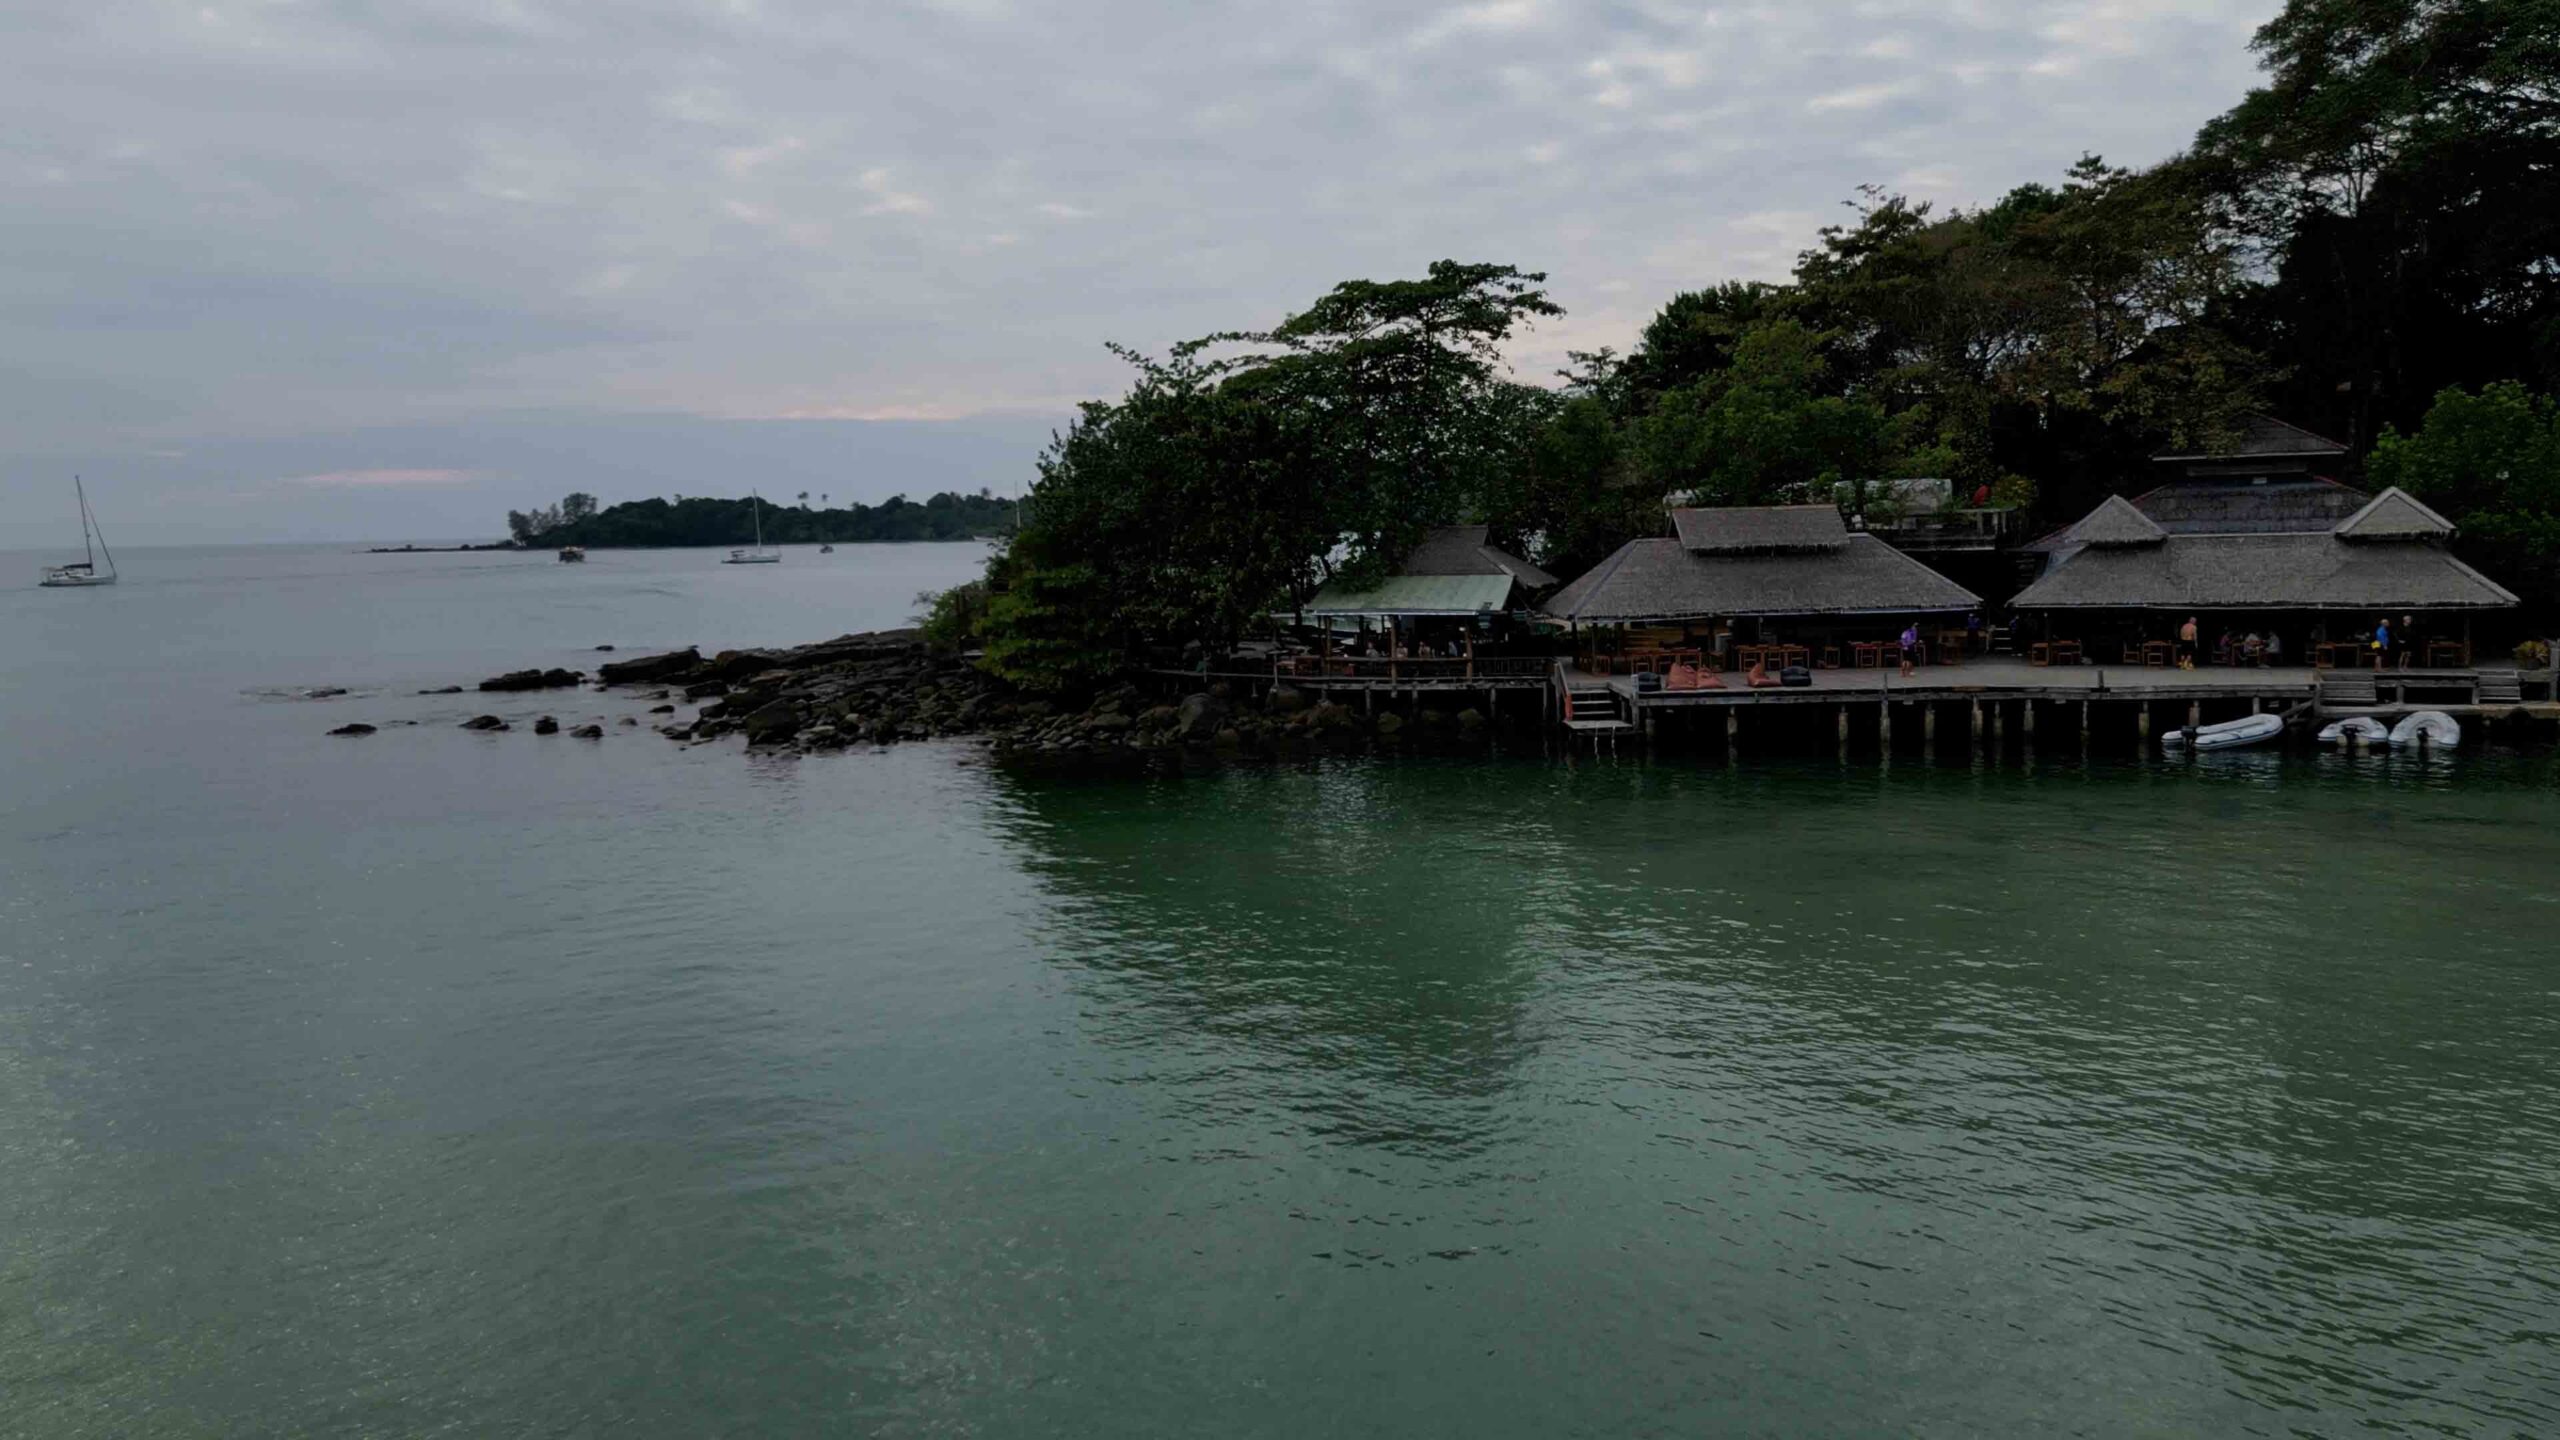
xmin=980 ymin=343 xmax=1330 ymax=691
xmin=1211 ymin=260 xmax=1562 ymax=584
xmin=2367 ymin=381 xmax=2560 ymax=606
xmin=2195 ymin=0 xmax=2560 ymax=445
xmin=1630 ymin=319 xmax=1894 ymax=507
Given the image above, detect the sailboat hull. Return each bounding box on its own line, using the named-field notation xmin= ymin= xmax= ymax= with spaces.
xmin=40 ymin=567 xmax=115 ymax=587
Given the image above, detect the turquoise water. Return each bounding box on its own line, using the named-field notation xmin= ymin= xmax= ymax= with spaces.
xmin=5 ymin=546 xmax=2559 ymax=1435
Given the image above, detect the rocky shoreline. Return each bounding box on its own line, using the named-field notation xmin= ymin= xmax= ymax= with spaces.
xmin=392 ymin=629 xmax=1532 ymax=760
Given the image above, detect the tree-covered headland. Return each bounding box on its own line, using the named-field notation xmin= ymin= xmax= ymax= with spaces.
xmin=509 ymin=490 xmax=1018 ymax=548
xmin=944 ymin=0 xmax=2560 ymax=691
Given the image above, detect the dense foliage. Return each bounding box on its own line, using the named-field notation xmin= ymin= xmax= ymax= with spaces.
xmin=513 ymin=491 xmax=1016 ymax=548
xmin=2370 ymin=383 xmax=2560 ymax=606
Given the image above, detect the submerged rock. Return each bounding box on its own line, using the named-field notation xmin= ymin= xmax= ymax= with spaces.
xmin=460 ymin=715 xmax=508 ymax=731
xmin=419 ymin=685 xmax=465 ymax=695
xmin=304 ymin=686 xmax=348 ymax=700
xmin=533 ymin=716 xmax=561 ymax=735
xmin=328 ymin=722 xmax=377 ymax=736
xmin=648 ymin=703 xmax=676 ymax=714
xmin=569 ymin=723 xmax=604 ymax=739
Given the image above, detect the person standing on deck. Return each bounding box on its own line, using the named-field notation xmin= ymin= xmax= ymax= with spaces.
xmin=2372 ymin=616 xmax=2392 ymax=671
xmin=1898 ymin=621 xmax=1919 ymax=678
xmin=2264 ymin=630 xmax=2284 ymax=666
xmin=2178 ymin=616 xmax=2199 ymax=670
xmin=2400 ymin=614 xmax=2419 ymax=669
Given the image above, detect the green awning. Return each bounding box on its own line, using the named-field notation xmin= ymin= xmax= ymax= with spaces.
xmin=1303 ymin=574 xmax=1517 ymax=617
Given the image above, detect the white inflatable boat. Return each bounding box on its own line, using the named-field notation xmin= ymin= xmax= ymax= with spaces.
xmin=2161 ymin=713 xmax=2286 ymax=752
xmin=2388 ymin=710 xmax=2461 ymax=748
xmin=2317 ymin=716 xmax=2390 ymax=744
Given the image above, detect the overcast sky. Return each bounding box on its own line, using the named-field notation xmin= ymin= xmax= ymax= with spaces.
xmin=3 ymin=0 xmax=2276 ymax=546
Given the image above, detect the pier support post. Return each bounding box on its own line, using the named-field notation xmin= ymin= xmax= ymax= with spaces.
xmin=1880 ymin=700 xmax=1892 ymax=751
xmin=2188 ymin=701 xmax=2201 ymax=730
xmin=2138 ymin=703 xmax=2151 ymax=743
xmin=1924 ymin=703 xmax=1937 ymax=749
xmin=1993 ymin=701 xmax=2006 ymax=753
xmin=2023 ymin=701 xmax=2036 ymax=740
xmin=1970 ymin=700 xmax=1984 ymax=757
xmin=2079 ymin=701 xmax=2090 ymax=751
xmin=1837 ymin=705 xmax=1850 ymax=760
xmin=1725 ymin=708 xmax=1738 ymax=762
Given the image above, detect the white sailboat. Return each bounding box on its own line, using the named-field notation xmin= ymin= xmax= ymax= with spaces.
xmin=723 ymin=492 xmax=781 ymax=565
xmin=39 ymin=477 xmax=118 ymax=587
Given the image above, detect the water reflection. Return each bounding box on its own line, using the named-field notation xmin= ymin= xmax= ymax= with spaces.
xmin=987 ymin=751 xmax=2560 ymax=1431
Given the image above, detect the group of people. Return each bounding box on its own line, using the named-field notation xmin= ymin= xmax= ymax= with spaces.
xmin=2168 ymin=617 xmax=2287 ymax=669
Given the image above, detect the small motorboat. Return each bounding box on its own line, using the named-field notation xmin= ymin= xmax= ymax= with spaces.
xmin=2161 ymin=712 xmax=2285 ymax=752
xmin=819 ymin=543 xmax=834 ymax=554
xmin=558 ymin=545 xmax=586 ymax=563
xmin=2317 ymin=716 xmax=2389 ymax=744
xmin=2389 ymin=711 xmax=2460 ymax=748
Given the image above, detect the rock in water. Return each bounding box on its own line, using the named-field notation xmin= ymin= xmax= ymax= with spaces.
xmin=328 ymin=723 xmax=377 ymax=736
xmin=1177 ymin=692 xmax=1228 ymax=741
xmin=479 ymin=668 xmax=583 ymax=692
xmin=533 ymin=716 xmax=561 ymax=735
xmin=597 ymin=647 xmax=701 ymax=684
xmin=647 ymin=703 xmax=676 ymax=714
xmin=617 ymin=717 xmax=639 ymax=727
xmin=460 ymin=715 xmax=508 ymax=731
xmin=569 ymin=723 xmax=604 ymax=739
xmin=594 ymin=644 xmax=616 ymax=652
xmin=742 ymin=700 xmax=802 ymax=744
xmin=418 ymin=685 xmax=465 ymax=695
xmin=304 ymin=686 xmax=348 ymax=699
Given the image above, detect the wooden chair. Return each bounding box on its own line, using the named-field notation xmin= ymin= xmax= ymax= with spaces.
xmin=1819 ymin=644 xmax=1842 ymax=669
xmin=2029 ymin=641 xmax=2052 ymax=667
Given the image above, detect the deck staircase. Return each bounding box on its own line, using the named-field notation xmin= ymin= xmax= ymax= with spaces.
xmin=1554 ymin=662 xmax=1636 ymax=745
xmin=2477 ymin=668 xmax=2523 ymax=705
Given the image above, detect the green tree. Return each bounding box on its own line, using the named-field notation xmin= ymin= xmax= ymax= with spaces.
xmin=2368 ymin=381 xmax=2560 ymax=604
xmin=1631 ymin=319 xmax=1895 ymax=507
xmin=1211 ymin=260 xmax=1562 ymax=583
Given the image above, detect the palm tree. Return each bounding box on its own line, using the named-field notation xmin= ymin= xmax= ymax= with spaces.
xmin=797 ymin=490 xmax=810 ymax=509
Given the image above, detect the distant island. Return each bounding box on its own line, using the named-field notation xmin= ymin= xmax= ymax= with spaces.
xmin=504 ymin=490 xmax=1018 ymax=548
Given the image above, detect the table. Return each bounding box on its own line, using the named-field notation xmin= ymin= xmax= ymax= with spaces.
xmin=1851 ymin=641 xmax=1884 ymax=668
xmin=2143 ymin=640 xmax=2175 ymax=667
xmin=2427 ymin=639 xmax=2468 ymax=668
xmin=2052 ymin=640 xmax=2082 ymax=665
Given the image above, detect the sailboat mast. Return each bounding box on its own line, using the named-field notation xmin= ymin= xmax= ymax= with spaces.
xmin=754 ymin=493 xmax=764 ymax=549
xmin=77 ymin=476 xmax=94 ymax=568
xmin=88 ymin=479 xmax=115 ymax=577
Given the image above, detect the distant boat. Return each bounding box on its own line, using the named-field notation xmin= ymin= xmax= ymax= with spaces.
xmin=39 ymin=477 xmax=117 ymax=588
xmin=819 ymin=543 xmax=834 ymax=554
xmin=724 ymin=493 xmax=781 ymax=565
xmin=558 ymin=545 xmax=586 ymax=563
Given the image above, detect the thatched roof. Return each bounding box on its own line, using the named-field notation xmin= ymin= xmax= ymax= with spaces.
xmin=2333 ymin=486 xmax=2455 ymax=542
xmin=2132 ymin=476 xmax=2370 ymax=534
xmin=1305 ymin=574 xmax=1519 ymax=617
xmin=1670 ymin=504 xmax=1847 ymax=553
xmin=1398 ymin=525 xmax=1558 ymax=588
xmin=2153 ymin=414 xmax=2349 ymax=462
xmin=2068 ymin=494 xmax=2168 ymax=547
xmin=2011 ymin=532 xmax=2517 ymax=610
xmin=1543 ymin=534 xmax=1981 ymax=624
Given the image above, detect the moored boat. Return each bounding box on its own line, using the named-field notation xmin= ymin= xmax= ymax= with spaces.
xmin=2317 ymin=716 xmax=2388 ymax=744
xmin=2388 ymin=711 xmax=2460 ymax=748
xmin=2161 ymin=712 xmax=2284 ymax=752
xmin=558 ymin=546 xmax=586 ymax=563
xmin=723 ymin=493 xmax=781 ymax=565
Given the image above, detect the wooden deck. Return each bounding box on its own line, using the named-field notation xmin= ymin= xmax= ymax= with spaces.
xmin=1587 ymin=658 xmax=2333 ymax=708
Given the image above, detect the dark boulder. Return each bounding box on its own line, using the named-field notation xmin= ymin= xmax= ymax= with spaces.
xmin=1267 ymin=685 xmax=1309 ymax=714
xmin=617 ymin=717 xmax=639 ymax=726
xmin=1177 ymin=692 xmax=1228 ymax=740
xmin=594 ymin=644 xmax=616 ymax=652
xmin=533 ymin=716 xmax=561 ymax=735
xmin=479 ymin=668 xmax=582 ymax=693
xmin=569 ymin=723 xmax=604 ymax=739
xmin=460 ymin=715 xmax=508 ymax=731
xmin=682 ymin=679 xmax=730 ymax=700
xmin=597 ymin=648 xmax=701 ymax=684
xmin=418 ymin=685 xmax=464 ymax=695
xmin=328 ymin=722 xmax=377 ymax=736
xmin=743 ymin=700 xmax=802 ymax=744
xmin=648 ymin=703 xmax=676 ymax=714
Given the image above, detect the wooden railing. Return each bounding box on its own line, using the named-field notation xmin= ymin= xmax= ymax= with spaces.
xmin=1274 ymin=654 xmax=1551 ymax=682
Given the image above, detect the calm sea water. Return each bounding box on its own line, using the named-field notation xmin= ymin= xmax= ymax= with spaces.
xmin=4 ymin=544 xmax=2559 ymax=1437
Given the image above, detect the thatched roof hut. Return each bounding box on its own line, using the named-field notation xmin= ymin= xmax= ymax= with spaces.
xmin=1304 ymin=525 xmax=1554 ymax=618
xmin=1543 ymin=506 xmax=1981 ymax=624
xmin=2012 ymin=487 xmax=2516 ymax=612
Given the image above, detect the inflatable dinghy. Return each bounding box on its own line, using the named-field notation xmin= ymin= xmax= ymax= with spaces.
xmin=2161 ymin=713 xmax=2285 ymax=752
xmin=2317 ymin=716 xmax=2389 ymax=744
xmin=2388 ymin=710 xmax=2461 ymax=748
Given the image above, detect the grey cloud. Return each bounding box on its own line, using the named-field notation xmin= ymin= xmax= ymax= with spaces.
xmin=2 ymin=0 xmax=2274 ymax=540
